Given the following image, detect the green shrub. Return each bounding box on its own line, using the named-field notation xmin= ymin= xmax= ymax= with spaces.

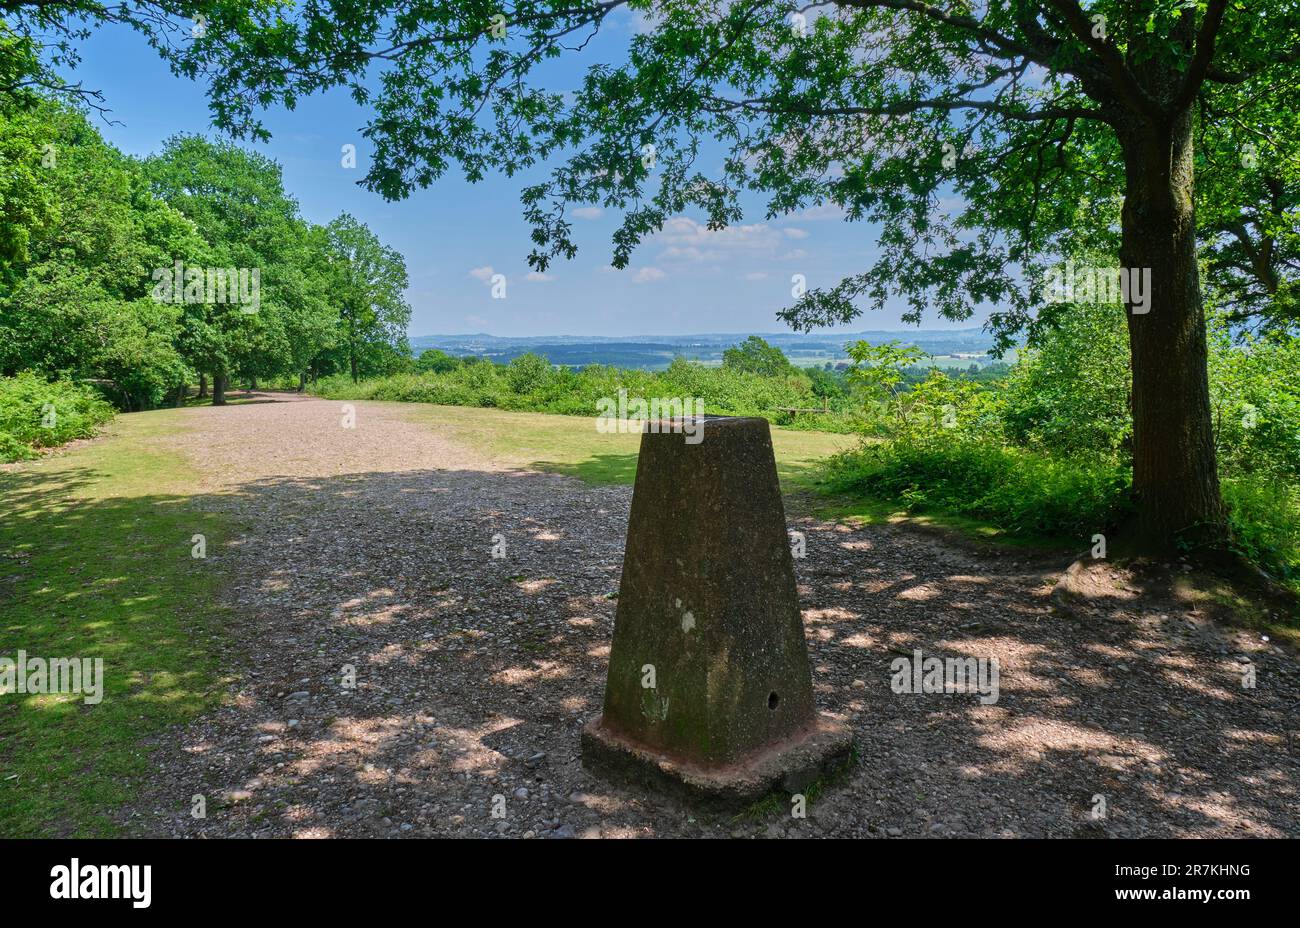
xmin=505 ymin=352 xmax=554 ymax=395
xmin=1223 ymin=477 xmax=1300 ymax=587
xmin=0 ymin=372 xmax=116 ymax=461
xmin=999 ymin=301 xmax=1132 ymax=458
xmin=1210 ymin=326 xmax=1300 ymax=483
xmin=822 ymin=436 xmax=1133 ymax=539
xmin=0 ymin=432 xmax=36 ymax=461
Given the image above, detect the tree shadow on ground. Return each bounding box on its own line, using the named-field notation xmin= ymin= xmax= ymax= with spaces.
xmin=4 ymin=460 xmax=1297 ymax=839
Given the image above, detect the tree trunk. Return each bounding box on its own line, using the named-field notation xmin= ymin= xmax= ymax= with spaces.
xmin=212 ymin=373 xmax=228 ymax=406
xmin=198 ymin=373 xmax=208 ymax=399
xmin=298 ymin=371 xmax=307 ymax=393
xmin=172 ymin=383 xmax=186 ymax=407
xmin=349 ymin=308 xmax=359 ymax=382
xmin=1117 ymin=111 xmax=1228 ymax=552
xmin=250 ymin=376 xmax=259 ymax=391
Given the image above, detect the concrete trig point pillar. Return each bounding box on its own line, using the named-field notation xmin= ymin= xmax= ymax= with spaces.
xmin=582 ymin=415 xmax=853 ymax=808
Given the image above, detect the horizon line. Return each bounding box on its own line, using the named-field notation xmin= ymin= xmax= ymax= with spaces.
xmin=408 ymin=326 xmax=990 ymax=340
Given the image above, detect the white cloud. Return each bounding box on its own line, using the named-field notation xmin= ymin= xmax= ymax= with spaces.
xmin=572 ymin=206 xmax=604 ymax=220
xmin=745 ymin=272 xmax=768 ymax=281
xmin=632 ymin=266 xmax=666 ymax=283
xmin=525 ymin=271 xmax=555 ymax=282
xmin=784 ymin=228 xmax=810 ymax=239
xmin=653 ymin=215 xmax=785 ymax=264
xmin=468 ymin=265 xmax=494 ymax=282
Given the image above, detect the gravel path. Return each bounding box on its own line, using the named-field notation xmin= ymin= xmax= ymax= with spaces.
xmin=126 ymin=394 xmax=1299 ymax=838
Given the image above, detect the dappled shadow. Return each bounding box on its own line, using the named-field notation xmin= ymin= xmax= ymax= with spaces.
xmin=181 ymin=389 xmax=313 ymax=408
xmin=4 ymin=450 xmax=1297 ymax=839
xmin=115 ymin=463 xmax=633 ymax=838
xmin=789 ymin=517 xmax=1297 ymax=838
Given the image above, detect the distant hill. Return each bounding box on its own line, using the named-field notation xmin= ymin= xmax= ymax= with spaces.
xmin=409 ymin=329 xmax=1000 ymax=370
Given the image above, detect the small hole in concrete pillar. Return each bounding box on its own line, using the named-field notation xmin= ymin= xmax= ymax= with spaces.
xmin=767 ymin=691 xmax=779 ymax=710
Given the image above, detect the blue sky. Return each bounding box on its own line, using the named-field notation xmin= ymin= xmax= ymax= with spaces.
xmin=72 ymin=10 xmax=989 ymax=338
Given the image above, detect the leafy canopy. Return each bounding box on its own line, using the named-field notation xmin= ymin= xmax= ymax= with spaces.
xmin=136 ymin=0 xmax=1300 ymax=348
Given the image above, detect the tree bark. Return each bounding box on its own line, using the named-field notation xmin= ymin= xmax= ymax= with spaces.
xmin=212 ymin=373 xmax=228 ymax=406
xmin=198 ymin=373 xmax=208 ymax=399
xmin=1117 ymin=110 xmax=1228 ymax=551
xmin=298 ymin=371 xmax=307 ymax=393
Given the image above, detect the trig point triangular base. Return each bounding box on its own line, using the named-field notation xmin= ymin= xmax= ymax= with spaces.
xmin=582 ymin=416 xmax=853 ymax=809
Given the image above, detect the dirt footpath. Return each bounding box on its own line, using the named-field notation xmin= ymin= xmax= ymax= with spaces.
xmin=125 ymin=395 xmax=1299 ymax=838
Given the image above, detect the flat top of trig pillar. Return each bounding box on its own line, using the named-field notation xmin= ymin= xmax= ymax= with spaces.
xmin=645 ymin=415 xmax=767 ymax=430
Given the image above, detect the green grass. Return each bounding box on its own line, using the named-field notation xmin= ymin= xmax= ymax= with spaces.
xmin=391 ymin=402 xmax=855 ymax=491
xmin=0 ymin=410 xmax=235 ymax=836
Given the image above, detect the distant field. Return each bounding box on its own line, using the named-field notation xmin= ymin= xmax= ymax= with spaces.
xmin=409 ymin=329 xmax=1004 ymax=371
xmin=390 ymin=402 xmax=856 ymax=490
xmin=415 ymin=348 xmax=1005 ymax=372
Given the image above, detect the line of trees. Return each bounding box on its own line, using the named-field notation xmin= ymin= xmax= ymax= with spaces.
xmin=0 ymin=97 xmax=411 ymax=410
